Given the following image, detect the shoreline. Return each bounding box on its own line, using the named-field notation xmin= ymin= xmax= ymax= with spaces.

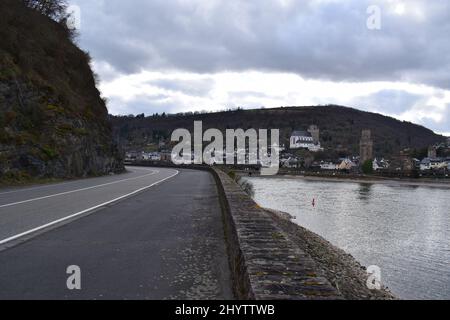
xmin=265 ymin=208 xmax=397 ymax=300
xmin=244 ymin=173 xmax=450 ymax=189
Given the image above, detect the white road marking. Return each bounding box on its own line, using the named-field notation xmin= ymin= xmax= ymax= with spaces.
xmin=0 ymin=169 xmax=159 ymax=209
xmin=0 ymin=169 xmax=179 ymax=246
xmin=0 ymin=167 xmax=149 ymax=196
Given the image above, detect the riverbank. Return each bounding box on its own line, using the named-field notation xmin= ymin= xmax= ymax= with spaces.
xmin=265 ymin=208 xmax=395 ymax=300
xmin=240 ymin=172 xmax=450 ymax=189
xmin=211 ymin=167 xmax=396 ymax=300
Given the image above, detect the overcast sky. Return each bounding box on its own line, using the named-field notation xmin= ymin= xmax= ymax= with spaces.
xmin=68 ymin=0 xmax=450 ymax=135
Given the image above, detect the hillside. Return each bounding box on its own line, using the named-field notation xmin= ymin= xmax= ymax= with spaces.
xmin=111 ymin=106 xmax=446 ymax=158
xmin=0 ymin=0 xmax=123 ymax=182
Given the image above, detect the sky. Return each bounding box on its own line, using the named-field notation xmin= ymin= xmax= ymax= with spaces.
xmin=68 ymin=0 xmax=450 ymax=136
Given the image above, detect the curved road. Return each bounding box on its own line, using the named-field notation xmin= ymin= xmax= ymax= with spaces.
xmin=0 ymin=167 xmax=233 ymax=300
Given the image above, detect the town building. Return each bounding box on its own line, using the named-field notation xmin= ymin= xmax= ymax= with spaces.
xmin=125 ymin=151 xmax=144 ymax=162
xmin=338 ymin=158 xmax=357 ymax=171
xmin=360 ymin=129 xmax=373 ymax=164
xmin=320 ymin=161 xmax=339 ymax=170
xmin=160 ymin=151 xmax=172 ymax=162
xmin=428 ymin=146 xmax=437 ymax=158
xmin=420 ymin=158 xmax=448 ymax=171
xmin=388 ymin=149 xmax=415 ymax=171
xmin=290 ymin=125 xmax=323 ymax=152
xmin=308 ymin=125 xmax=320 ymax=144
xmin=373 ymin=158 xmax=389 ymax=171
xmin=281 ymin=157 xmax=300 ymax=168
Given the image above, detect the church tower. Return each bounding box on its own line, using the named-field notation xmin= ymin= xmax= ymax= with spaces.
xmin=308 ymin=125 xmax=320 ymax=144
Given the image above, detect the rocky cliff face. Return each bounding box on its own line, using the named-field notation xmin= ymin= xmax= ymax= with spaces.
xmin=0 ymin=0 xmax=124 ymax=182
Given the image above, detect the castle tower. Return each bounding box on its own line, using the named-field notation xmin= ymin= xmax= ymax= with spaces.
xmin=360 ymin=129 xmax=373 ymax=164
xmin=428 ymin=146 xmax=437 ymax=158
xmin=308 ymin=125 xmax=320 ymax=144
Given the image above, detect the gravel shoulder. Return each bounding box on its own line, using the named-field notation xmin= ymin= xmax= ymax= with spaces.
xmin=265 ymin=208 xmax=397 ymax=300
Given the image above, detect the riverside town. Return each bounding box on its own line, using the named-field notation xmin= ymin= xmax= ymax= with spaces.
xmin=171 ymin=121 xmax=280 ymax=175
xmin=1 ymin=0 xmax=449 ymax=315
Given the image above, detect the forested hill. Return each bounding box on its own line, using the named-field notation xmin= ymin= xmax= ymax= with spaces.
xmin=0 ymin=0 xmax=123 ymax=182
xmin=111 ymin=105 xmax=446 ymax=158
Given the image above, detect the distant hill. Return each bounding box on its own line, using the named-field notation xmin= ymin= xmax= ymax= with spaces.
xmin=0 ymin=0 xmax=123 ymax=182
xmin=111 ymin=105 xmax=446 ymax=158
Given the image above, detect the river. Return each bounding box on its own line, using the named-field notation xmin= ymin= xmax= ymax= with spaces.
xmin=245 ymin=176 xmax=450 ymax=300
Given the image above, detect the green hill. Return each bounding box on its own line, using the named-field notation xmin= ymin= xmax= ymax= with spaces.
xmin=111 ymin=105 xmax=445 ymax=158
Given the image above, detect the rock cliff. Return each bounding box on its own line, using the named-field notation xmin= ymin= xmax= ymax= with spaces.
xmin=0 ymin=0 xmax=124 ymax=183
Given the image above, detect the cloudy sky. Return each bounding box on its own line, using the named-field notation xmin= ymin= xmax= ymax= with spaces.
xmin=68 ymin=0 xmax=450 ymax=135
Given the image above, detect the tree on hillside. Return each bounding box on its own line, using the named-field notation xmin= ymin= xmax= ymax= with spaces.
xmin=22 ymin=0 xmax=78 ymax=40
xmin=22 ymin=0 xmax=68 ymax=21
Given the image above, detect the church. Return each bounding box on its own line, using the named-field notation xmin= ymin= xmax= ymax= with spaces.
xmin=290 ymin=125 xmax=323 ymax=152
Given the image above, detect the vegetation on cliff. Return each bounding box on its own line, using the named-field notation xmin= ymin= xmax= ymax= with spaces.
xmin=0 ymin=0 xmax=123 ymax=183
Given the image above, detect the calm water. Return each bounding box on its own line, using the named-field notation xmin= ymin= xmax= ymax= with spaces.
xmin=246 ymin=177 xmax=450 ymax=300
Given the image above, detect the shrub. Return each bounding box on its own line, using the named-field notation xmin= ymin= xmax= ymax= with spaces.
xmin=228 ymin=170 xmax=236 ymax=180
xmin=46 ymin=104 xmax=65 ymax=115
xmin=362 ymin=159 xmax=374 ymax=174
xmin=41 ymin=145 xmax=58 ymax=159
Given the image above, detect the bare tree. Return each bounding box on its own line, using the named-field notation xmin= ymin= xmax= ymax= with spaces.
xmin=22 ymin=0 xmax=68 ymax=21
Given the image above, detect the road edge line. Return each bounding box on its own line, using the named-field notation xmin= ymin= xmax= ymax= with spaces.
xmin=0 ymin=169 xmax=179 ymax=246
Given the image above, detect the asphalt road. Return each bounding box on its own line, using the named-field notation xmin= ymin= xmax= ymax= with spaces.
xmin=0 ymin=167 xmax=233 ymax=300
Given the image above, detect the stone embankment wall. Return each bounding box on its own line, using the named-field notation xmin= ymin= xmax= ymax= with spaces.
xmin=210 ymin=168 xmax=342 ymax=300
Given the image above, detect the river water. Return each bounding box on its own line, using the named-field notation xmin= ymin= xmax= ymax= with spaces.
xmin=245 ymin=176 xmax=450 ymax=300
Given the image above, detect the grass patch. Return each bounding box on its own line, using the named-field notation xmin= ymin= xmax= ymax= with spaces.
xmin=41 ymin=145 xmax=58 ymax=159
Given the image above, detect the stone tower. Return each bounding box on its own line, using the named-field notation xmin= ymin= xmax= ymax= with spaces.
xmin=428 ymin=146 xmax=437 ymax=158
xmin=308 ymin=125 xmax=320 ymax=144
xmin=360 ymin=129 xmax=373 ymax=164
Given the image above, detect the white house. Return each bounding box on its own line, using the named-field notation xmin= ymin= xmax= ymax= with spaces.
xmin=420 ymin=158 xmax=448 ymax=171
xmin=149 ymin=153 xmax=162 ymax=161
xmin=320 ymin=161 xmax=338 ymax=170
xmin=139 ymin=152 xmax=162 ymax=161
xmin=420 ymin=158 xmax=431 ymax=171
xmin=290 ymin=131 xmax=323 ymax=152
xmin=373 ymin=158 xmax=389 ymax=171
xmin=125 ymin=151 xmax=144 ymax=162
xmin=142 ymin=152 xmax=151 ymax=161
xmin=281 ymin=157 xmax=300 ymax=168
xmin=338 ymin=158 xmax=357 ymax=171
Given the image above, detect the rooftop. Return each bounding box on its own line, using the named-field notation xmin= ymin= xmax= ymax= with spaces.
xmin=291 ymin=130 xmax=312 ymax=137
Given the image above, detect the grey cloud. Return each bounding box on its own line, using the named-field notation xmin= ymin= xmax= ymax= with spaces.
xmin=352 ymin=90 xmax=425 ymax=115
xmin=229 ymin=91 xmax=278 ymax=99
xmin=107 ymin=93 xmax=174 ymax=115
xmin=71 ymin=0 xmax=450 ymax=89
xmin=351 ymin=90 xmax=450 ymax=134
xmin=149 ymin=78 xmax=214 ymax=96
xmin=420 ymin=104 xmax=450 ymax=135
